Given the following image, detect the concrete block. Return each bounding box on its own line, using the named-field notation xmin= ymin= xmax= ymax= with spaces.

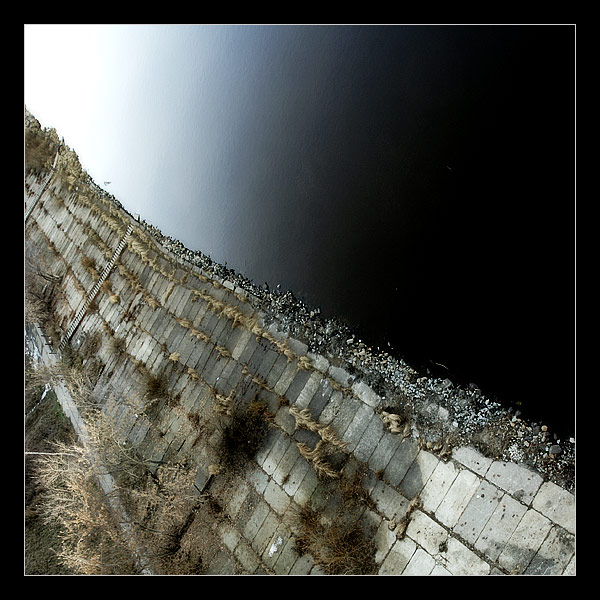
xmin=194 ymin=465 xmax=211 ymax=493
xmin=204 ymin=352 xmax=227 ymax=387
xmin=420 ymin=459 xmax=459 ymax=514
xmin=353 ymin=412 xmax=384 ymax=463
xmin=175 ymin=336 xmax=196 ymax=366
xmin=370 ymin=479 xmax=409 ymax=521
xmin=378 ymin=537 xmax=416 ymax=575
xmin=374 ymin=519 xmax=397 ymax=564
xmin=255 ymin=348 xmax=279 ymax=382
xmin=289 ymin=553 xmax=315 ymax=575
xmin=330 ymin=395 xmax=361 ymax=438
xmin=291 ymin=461 xmax=318 ymax=506
xmin=485 ymin=460 xmax=543 ymax=506
xmin=225 ymin=480 xmax=250 ymax=520
xmin=174 ymin=287 xmax=193 ymax=316
xmin=306 ymin=379 xmax=333 ymax=417
xmin=402 ymin=547 xmax=436 ymax=575
xmin=233 ymin=539 xmax=261 ymax=574
xmin=231 ymin=328 xmax=253 ymax=361
xmin=128 ymin=419 xmax=151 ymax=447
xmin=295 ymin=370 xmax=322 ymax=409
xmin=443 ymin=537 xmax=491 ymax=576
xmin=286 ymin=337 xmax=307 ymax=357
xmin=246 ymin=464 xmax=270 ymax=496
xmin=279 ymin=455 xmax=310 ymax=499
xmin=532 ymin=481 xmax=575 ymax=534
xmin=435 ymin=468 xmax=480 ymax=528
xmin=524 ymin=525 xmax=575 ymax=575
xmin=251 ymin=509 xmax=280 ymax=556
xmin=327 ymin=364 xmax=355 ymax=388
xmin=453 ymin=479 xmax=503 ymax=545
xmin=563 ymin=554 xmax=576 ymax=575
xmin=221 ymin=325 xmax=245 ymax=356
xmin=497 ymin=508 xmax=552 ymax=573
xmin=452 ymin=445 xmax=493 ymax=476
xmin=398 ymin=449 xmax=439 ymax=500
xmin=245 ymin=339 xmax=269 ymax=373
xmin=431 ymin=564 xmax=452 ymax=575
xmin=232 ymin=328 xmax=261 ymax=364
xmin=274 ymin=403 xmax=296 ymax=435
xmin=187 ymin=336 xmax=212 ymax=373
xmin=406 ymin=509 xmax=448 ymax=556
xmin=307 ymin=351 xmax=329 ymax=373
xmin=167 ymin=323 xmax=187 ymax=352
xmin=255 ymin=428 xmax=280 ymax=471
xmin=266 ymin=353 xmax=289 ymax=389
xmin=263 ymin=432 xmax=291 ymax=476
xmin=265 ymin=321 xmax=288 ymax=343
xmin=284 ymin=368 xmax=312 ymax=405
xmin=342 ymin=402 xmax=374 ymax=452
xmin=177 ymin=292 xmax=198 ymax=323
xmin=351 ymin=380 xmax=381 ymax=408
xmin=385 ymin=438 xmax=420 ymax=487
xmin=263 ymin=478 xmax=291 ymax=515
xmin=219 ymin=521 xmax=241 ymax=553
xmin=272 ymin=532 xmax=300 ymax=574
xmin=274 ymin=360 xmax=298 ymax=396
xmin=243 ymin=499 xmax=270 ymax=544
xmin=309 ymin=564 xmax=327 ymax=575
xmin=214 ymin=357 xmax=236 ymax=390
xmin=318 ymin=391 xmax=344 ymax=425
xmin=273 ymin=441 xmax=302 ymax=486
xmin=368 ymin=430 xmax=402 ymax=475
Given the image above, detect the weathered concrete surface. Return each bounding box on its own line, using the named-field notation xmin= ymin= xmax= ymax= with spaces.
xmin=25 ymin=147 xmax=575 ymax=575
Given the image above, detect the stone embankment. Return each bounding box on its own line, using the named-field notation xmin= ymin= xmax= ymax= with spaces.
xmin=25 ymin=151 xmax=575 ymax=574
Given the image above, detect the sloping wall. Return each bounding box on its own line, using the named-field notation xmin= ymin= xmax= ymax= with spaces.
xmin=25 ymin=158 xmax=575 ymax=575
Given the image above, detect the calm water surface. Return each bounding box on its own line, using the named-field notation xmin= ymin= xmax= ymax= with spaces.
xmin=146 ymin=26 xmax=575 ymax=436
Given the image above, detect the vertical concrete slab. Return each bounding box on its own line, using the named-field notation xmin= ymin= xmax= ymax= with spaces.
xmin=453 ymin=479 xmax=503 ymax=545
xmin=435 ymin=468 xmax=480 ymax=529
xmin=497 ymin=508 xmax=552 ymax=573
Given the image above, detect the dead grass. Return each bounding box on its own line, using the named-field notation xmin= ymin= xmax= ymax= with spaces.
xmin=25 ymin=362 xmax=77 ymax=574
xmin=217 ymin=398 xmax=271 ymax=472
xmin=144 ymin=372 xmax=169 ymax=401
xmin=81 ymin=255 xmax=99 ymax=279
xmin=32 ymin=402 xmax=204 ymax=574
xmin=295 ymin=504 xmax=377 ymax=575
xmin=294 ymin=459 xmax=377 ymax=575
xmin=109 ymin=335 xmax=126 ymax=356
xmin=33 ymin=437 xmax=139 ymax=574
xmin=290 ymin=405 xmax=347 ymax=479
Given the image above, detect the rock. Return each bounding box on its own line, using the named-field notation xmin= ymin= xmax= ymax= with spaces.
xmin=549 ymin=445 xmax=562 ymax=455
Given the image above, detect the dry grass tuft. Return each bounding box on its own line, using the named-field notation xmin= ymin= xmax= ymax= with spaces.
xmin=217 ymin=398 xmax=270 ymax=472
xmin=144 ymin=373 xmax=169 ymax=401
xmin=289 ymin=405 xmax=347 ymax=450
xmin=297 ymin=441 xmax=341 ymax=479
xmin=295 ymin=505 xmax=377 ymax=575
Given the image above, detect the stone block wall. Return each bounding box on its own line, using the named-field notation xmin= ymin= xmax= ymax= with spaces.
xmin=25 ymin=169 xmax=575 ymax=575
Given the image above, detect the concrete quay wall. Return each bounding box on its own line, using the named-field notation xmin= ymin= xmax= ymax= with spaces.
xmin=25 ymin=171 xmax=575 ymax=575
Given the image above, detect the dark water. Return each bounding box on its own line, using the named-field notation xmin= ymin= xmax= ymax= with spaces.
xmin=175 ymin=26 xmax=575 ymax=436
